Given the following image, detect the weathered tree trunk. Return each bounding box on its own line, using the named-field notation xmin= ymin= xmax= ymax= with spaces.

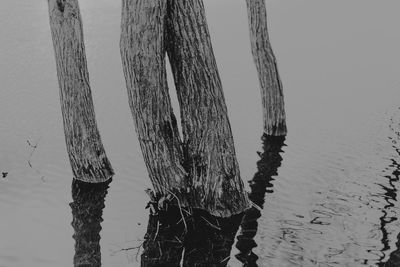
xmin=236 ymin=135 xmax=285 ymax=265
xmin=120 ymin=0 xmax=188 ymax=199
xmin=70 ymin=179 xmax=111 ymax=267
xmin=165 ymin=0 xmax=250 ymax=217
xmin=48 ymin=0 xmax=113 ymax=183
xmin=246 ymin=0 xmax=287 ymax=136
xmin=120 ymin=0 xmax=250 ymax=217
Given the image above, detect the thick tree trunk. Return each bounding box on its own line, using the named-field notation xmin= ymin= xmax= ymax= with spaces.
xmin=246 ymin=0 xmax=287 ymax=136
xmin=70 ymin=179 xmax=111 ymax=267
xmin=165 ymin=0 xmax=250 ymax=217
xmin=120 ymin=0 xmax=250 ymax=217
xmin=120 ymin=0 xmax=188 ymax=199
xmin=48 ymin=0 xmax=113 ymax=183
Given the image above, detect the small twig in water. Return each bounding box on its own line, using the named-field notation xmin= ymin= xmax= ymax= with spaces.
xmin=153 ymin=220 xmax=160 ymax=241
xmin=200 ymin=216 xmax=221 ymax=231
xmin=174 ymin=235 xmax=182 ymax=244
xmin=149 ymin=182 xmax=189 ymax=232
xmin=112 ymin=242 xmax=144 ymax=261
xmin=27 ymin=140 xmax=38 ymax=149
xmin=250 ymin=200 xmax=262 ymax=211
xmin=158 ymin=241 xmax=162 ymax=257
xmin=27 ymin=137 xmax=41 ymax=167
xmin=219 ymin=255 xmax=230 ymax=264
xmin=26 ymin=137 xmax=45 ymax=181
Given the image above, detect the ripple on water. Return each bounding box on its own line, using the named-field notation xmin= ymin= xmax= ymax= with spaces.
xmin=248 ymin=107 xmax=400 ymax=266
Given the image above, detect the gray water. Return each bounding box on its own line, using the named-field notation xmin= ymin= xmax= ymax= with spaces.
xmin=1 ymin=0 xmax=400 ymax=266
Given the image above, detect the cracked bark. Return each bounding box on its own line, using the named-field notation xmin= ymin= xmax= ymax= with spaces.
xmin=246 ymin=0 xmax=287 ymax=136
xmin=120 ymin=0 xmax=250 ymax=217
xmin=48 ymin=0 xmax=114 ymax=183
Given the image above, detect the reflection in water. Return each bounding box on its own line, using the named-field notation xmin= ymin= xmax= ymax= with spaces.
xmin=380 ymin=121 xmax=400 ymax=266
xmin=379 ymin=158 xmax=398 ymax=262
xmin=236 ymin=135 xmax=285 ymax=266
xmin=384 ymin=233 xmax=400 ymax=267
xmin=141 ymin=207 xmax=242 ymax=266
xmin=70 ymin=179 xmax=111 ymax=267
xmin=141 ymin=207 xmax=184 ymax=267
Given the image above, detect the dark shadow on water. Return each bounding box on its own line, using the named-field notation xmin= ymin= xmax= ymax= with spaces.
xmin=377 ymin=160 xmax=398 ymax=266
xmin=382 ymin=233 xmax=400 ymax=267
xmin=141 ymin=206 xmax=243 ymax=267
xmin=141 ymin=207 xmax=184 ymax=267
xmin=235 ymin=134 xmax=286 ymax=266
xmin=378 ymin=147 xmax=400 ymax=265
xmin=70 ymin=178 xmax=111 ymax=267
xmin=378 ymin=119 xmax=400 ymax=266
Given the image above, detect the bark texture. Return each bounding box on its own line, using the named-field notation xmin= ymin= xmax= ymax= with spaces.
xmin=48 ymin=0 xmax=113 ymax=183
xmin=166 ymin=0 xmax=250 ymax=217
xmin=120 ymin=0 xmax=187 ymax=198
xmin=246 ymin=0 xmax=287 ymax=136
xmin=236 ymin=135 xmax=285 ymax=265
xmin=70 ymin=179 xmax=111 ymax=267
xmin=120 ymin=0 xmax=250 ymax=217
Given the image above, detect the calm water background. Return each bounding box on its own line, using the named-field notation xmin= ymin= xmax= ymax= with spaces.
xmin=1 ymin=0 xmax=400 ymax=266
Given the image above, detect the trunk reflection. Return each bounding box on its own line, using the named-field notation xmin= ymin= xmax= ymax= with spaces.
xmin=236 ymin=135 xmax=286 ymax=266
xmin=70 ymin=179 xmax=111 ymax=267
xmin=141 ymin=207 xmax=242 ymax=267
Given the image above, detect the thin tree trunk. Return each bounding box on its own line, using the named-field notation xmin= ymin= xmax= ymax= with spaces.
xmin=48 ymin=0 xmax=113 ymax=183
xmin=120 ymin=0 xmax=188 ymax=200
xmin=246 ymin=0 xmax=287 ymax=136
xmin=166 ymin=0 xmax=250 ymax=217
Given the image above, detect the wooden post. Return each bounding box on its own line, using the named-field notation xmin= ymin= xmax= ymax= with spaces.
xmin=48 ymin=0 xmax=113 ymax=183
xmin=246 ymin=0 xmax=287 ymax=136
xmin=70 ymin=179 xmax=111 ymax=267
xmin=165 ymin=0 xmax=250 ymax=217
xmin=121 ymin=0 xmax=250 ymax=217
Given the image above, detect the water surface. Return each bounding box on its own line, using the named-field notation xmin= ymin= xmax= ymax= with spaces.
xmin=1 ymin=0 xmax=400 ymax=266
